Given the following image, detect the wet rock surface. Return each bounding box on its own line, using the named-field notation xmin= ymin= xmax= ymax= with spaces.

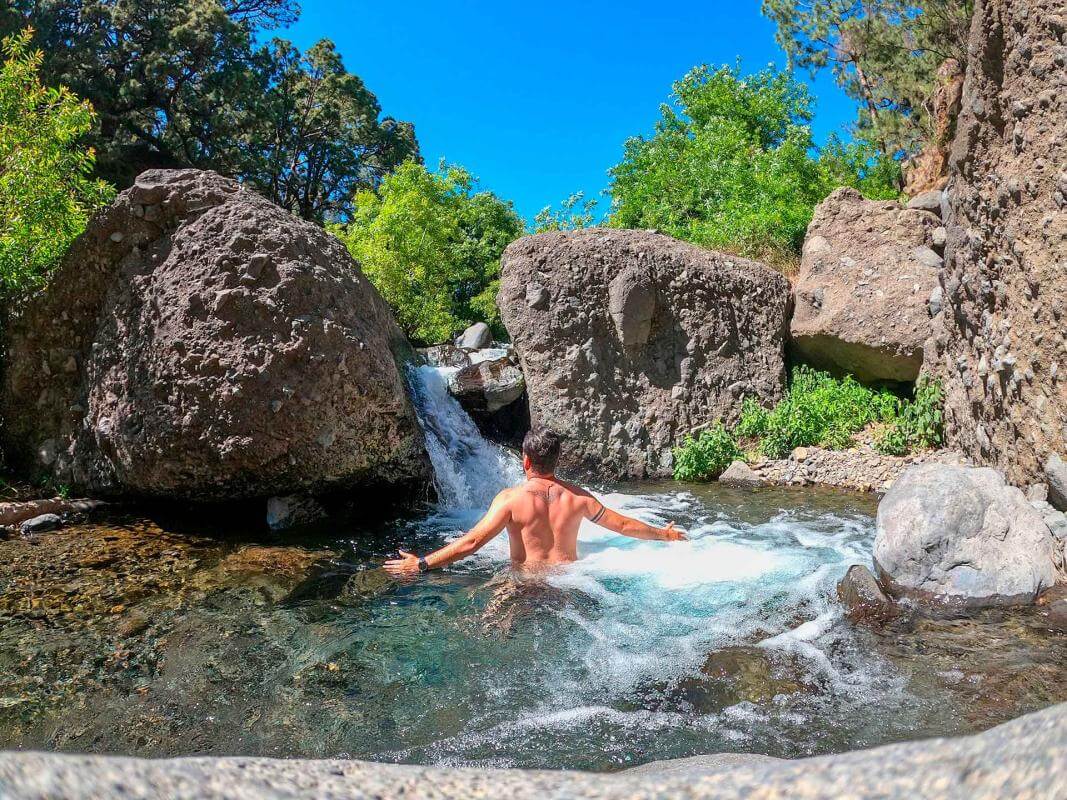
xmin=791 ymin=187 xmax=943 ymax=383
xmin=499 ymin=229 xmax=790 ymax=478
xmin=874 ymin=463 xmax=1062 ymax=607
xmin=0 ymin=169 xmax=431 ymax=502
xmin=837 ymin=565 xmax=896 ymax=625
xmin=925 ymin=0 xmax=1067 ymax=487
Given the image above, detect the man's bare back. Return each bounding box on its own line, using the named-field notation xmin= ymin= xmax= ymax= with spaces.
xmin=383 ymin=429 xmax=685 ymax=577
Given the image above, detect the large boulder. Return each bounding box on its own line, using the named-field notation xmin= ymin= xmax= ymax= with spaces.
xmin=499 ymin=229 xmax=790 ymax=478
xmin=0 ymin=170 xmax=431 ymax=501
xmin=874 ymin=463 xmax=1060 ymax=607
xmin=924 ymin=0 xmax=1067 ymax=487
xmin=791 ymin=187 xmax=943 ymax=383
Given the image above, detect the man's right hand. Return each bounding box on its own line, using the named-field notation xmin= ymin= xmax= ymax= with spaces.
xmin=660 ymin=522 xmax=687 ymax=541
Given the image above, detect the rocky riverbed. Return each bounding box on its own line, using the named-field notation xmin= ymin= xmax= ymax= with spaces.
xmin=0 ymin=495 xmax=1064 ymax=766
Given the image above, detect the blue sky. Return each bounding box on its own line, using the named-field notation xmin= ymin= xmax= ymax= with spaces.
xmin=278 ymin=2 xmax=859 ymax=226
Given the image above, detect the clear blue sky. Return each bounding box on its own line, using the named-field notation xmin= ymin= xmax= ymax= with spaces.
xmin=278 ymin=2 xmax=859 ymax=226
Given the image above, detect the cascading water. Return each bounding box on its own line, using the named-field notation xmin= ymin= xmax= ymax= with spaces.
xmin=407 ymin=363 xmax=523 ymax=511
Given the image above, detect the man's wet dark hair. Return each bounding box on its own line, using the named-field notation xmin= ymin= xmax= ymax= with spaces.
xmin=522 ymin=427 xmax=563 ymax=474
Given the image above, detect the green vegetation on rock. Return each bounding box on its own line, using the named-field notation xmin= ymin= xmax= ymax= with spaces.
xmin=332 ymin=161 xmax=523 ymax=345
xmin=607 ymin=63 xmax=899 ymax=271
xmin=0 ymin=29 xmax=113 ymax=301
xmin=874 ymin=378 xmax=944 ymax=456
xmin=673 ymin=367 xmax=945 ymax=481
xmin=742 ymin=366 xmax=901 ymax=458
xmin=672 ymin=423 xmax=741 ymax=481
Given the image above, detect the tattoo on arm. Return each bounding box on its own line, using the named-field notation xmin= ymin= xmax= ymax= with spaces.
xmin=590 ymin=502 xmax=606 ymax=523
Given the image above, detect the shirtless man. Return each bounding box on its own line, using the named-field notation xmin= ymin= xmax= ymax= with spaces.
xmin=383 ymin=428 xmax=686 ymax=577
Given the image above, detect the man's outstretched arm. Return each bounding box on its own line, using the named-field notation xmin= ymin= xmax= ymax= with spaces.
xmin=582 ymin=496 xmax=686 ymax=542
xmin=384 ymin=490 xmax=512 ymax=576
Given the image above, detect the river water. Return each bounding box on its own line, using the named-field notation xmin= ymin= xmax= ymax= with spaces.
xmin=0 ymin=365 xmax=1063 ymax=769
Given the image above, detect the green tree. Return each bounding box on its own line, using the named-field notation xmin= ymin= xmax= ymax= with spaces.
xmin=608 ymin=64 xmax=824 ymax=267
xmin=533 ymin=191 xmax=599 ymax=233
xmin=0 ymin=29 xmax=113 ymax=301
xmin=608 ymin=63 xmax=899 ymax=269
xmin=332 ymin=162 xmax=523 ymax=345
xmin=241 ymin=39 xmax=418 ymax=222
xmin=1 ymin=1 xmax=416 ymax=221
xmin=762 ymin=0 xmax=972 ymax=162
xmin=816 ymin=134 xmax=901 ymax=200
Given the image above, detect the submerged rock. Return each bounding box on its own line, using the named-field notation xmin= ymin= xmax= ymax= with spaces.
xmin=874 ymin=463 xmax=1060 ymax=607
xmin=836 ymin=564 xmax=895 ymax=624
xmin=19 ymin=513 xmax=63 ymax=536
xmin=791 ymin=187 xmax=942 ymax=383
xmin=499 ymin=229 xmax=790 ymax=479
xmin=266 ymin=495 xmax=327 ymax=532
xmin=0 ymin=169 xmax=431 ymax=502
xmin=669 ymin=647 xmax=807 ymax=711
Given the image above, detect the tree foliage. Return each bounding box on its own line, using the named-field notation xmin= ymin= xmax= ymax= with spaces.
xmin=0 ymin=0 xmax=417 ymax=222
xmin=608 ymin=64 xmax=898 ymax=269
xmin=0 ymin=29 xmax=113 ymax=301
xmin=533 ymin=191 xmax=599 ymax=233
xmin=332 ymin=162 xmax=524 ymax=345
xmin=762 ymin=0 xmax=973 ymax=160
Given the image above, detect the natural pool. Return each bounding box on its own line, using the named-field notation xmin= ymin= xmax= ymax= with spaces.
xmin=0 ymin=367 xmax=1064 ymax=770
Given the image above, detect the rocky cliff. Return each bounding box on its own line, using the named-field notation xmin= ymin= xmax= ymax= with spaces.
xmin=499 ymin=229 xmax=790 ymax=478
xmin=925 ymin=0 xmax=1067 ymax=487
xmin=1 ymin=170 xmax=431 ymax=501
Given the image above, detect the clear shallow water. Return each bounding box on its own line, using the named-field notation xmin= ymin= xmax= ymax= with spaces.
xmin=0 ymin=366 xmax=1063 ymax=769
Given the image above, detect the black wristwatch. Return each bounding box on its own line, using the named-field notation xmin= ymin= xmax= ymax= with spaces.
xmin=417 ymin=557 xmax=430 ymax=573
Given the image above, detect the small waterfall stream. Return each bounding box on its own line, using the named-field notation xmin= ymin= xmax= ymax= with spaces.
xmin=407 ymin=363 xmax=523 ymax=511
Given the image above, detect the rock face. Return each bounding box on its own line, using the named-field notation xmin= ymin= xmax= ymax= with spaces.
xmin=455 ymin=322 xmax=491 ymax=350
xmin=0 ymin=701 xmax=1065 ymax=799
xmin=791 ymin=187 xmax=943 ymax=383
xmin=0 ymin=170 xmax=431 ymax=501
xmin=902 ymin=58 xmax=965 ymax=195
xmin=874 ymin=463 xmax=1060 ymax=607
xmin=499 ymin=229 xmax=790 ymax=478
xmin=924 ymin=0 xmax=1067 ymax=487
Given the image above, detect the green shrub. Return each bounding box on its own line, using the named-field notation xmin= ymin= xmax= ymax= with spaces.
xmin=875 ymin=379 xmax=944 ymax=455
xmin=332 ymin=161 xmax=522 ymax=345
xmin=607 ymin=63 xmax=900 ymax=272
xmin=0 ymin=29 xmax=114 ymax=300
xmin=747 ymin=367 xmax=900 ymax=458
xmin=672 ymin=423 xmax=741 ymax=481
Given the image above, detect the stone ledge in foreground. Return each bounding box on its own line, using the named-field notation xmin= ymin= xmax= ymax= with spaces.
xmin=0 ymin=702 xmax=1063 ymax=800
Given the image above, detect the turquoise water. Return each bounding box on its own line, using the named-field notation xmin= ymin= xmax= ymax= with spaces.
xmin=0 ymin=365 xmax=1063 ymax=768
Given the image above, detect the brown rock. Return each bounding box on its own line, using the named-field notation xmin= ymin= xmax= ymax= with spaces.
xmin=902 ymin=58 xmax=965 ymax=195
xmin=925 ymin=0 xmax=1067 ymax=487
xmin=718 ymin=460 xmax=764 ymax=488
xmin=837 ymin=564 xmax=896 ymax=624
xmin=791 ymin=188 xmax=943 ymax=383
xmin=1 ymin=170 xmax=431 ymax=501
xmin=499 ymin=229 xmax=790 ymax=479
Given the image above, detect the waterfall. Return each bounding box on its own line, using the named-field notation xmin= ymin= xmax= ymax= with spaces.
xmin=408 ymin=364 xmax=524 ymax=511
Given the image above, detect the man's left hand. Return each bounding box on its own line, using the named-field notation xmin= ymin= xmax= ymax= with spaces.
xmin=383 ymin=549 xmax=422 ymax=576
